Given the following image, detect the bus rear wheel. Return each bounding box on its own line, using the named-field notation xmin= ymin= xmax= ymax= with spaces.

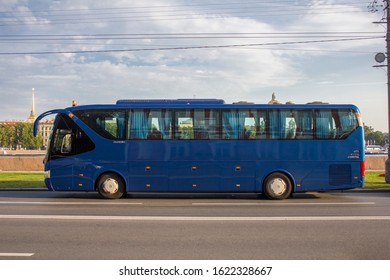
xmin=97 ymin=173 xmax=125 ymax=199
xmin=263 ymin=172 xmax=292 ymax=200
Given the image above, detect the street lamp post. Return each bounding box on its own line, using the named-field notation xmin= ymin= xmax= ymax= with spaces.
xmin=385 ymin=0 xmax=390 ymax=183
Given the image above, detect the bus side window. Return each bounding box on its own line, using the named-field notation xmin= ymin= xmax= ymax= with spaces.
xmin=243 ymin=115 xmax=256 ymax=139
xmin=316 ymin=110 xmax=336 ymax=139
xmin=222 ymin=110 xmax=240 ymax=139
xmin=294 ymin=110 xmax=313 ymax=140
xmin=284 ymin=111 xmax=296 ymax=139
xmin=146 ymin=110 xmax=173 ymax=140
xmin=129 ymin=110 xmax=149 ymax=139
xmin=255 ymin=110 xmax=267 ymax=139
xmin=75 ymin=110 xmax=125 ymax=140
xmin=175 ymin=110 xmax=194 ymax=140
xmin=333 ymin=109 xmax=359 ymax=139
xmin=194 ymin=109 xmax=220 ymax=140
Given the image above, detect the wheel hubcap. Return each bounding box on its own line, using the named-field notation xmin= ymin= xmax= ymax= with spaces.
xmin=268 ymin=178 xmax=287 ymax=196
xmin=102 ymin=178 xmax=119 ymax=194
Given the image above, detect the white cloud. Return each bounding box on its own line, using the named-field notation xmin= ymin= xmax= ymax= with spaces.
xmin=0 ymin=0 xmax=387 ymax=130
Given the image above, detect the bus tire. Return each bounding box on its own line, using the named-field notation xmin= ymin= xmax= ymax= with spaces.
xmin=96 ymin=173 xmax=125 ymax=199
xmin=263 ymin=172 xmax=292 ymax=200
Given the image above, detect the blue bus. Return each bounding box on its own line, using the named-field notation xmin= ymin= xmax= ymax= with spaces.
xmin=33 ymin=99 xmax=365 ymax=199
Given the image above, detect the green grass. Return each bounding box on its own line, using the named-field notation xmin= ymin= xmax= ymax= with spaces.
xmin=0 ymin=171 xmax=388 ymax=189
xmin=0 ymin=172 xmax=44 ymax=189
xmin=364 ymin=171 xmax=388 ymax=189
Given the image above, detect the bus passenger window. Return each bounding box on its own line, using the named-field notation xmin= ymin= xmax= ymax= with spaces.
xmin=175 ymin=110 xmax=194 ymax=140
xmin=75 ymin=110 xmax=126 ymax=140
xmin=147 ymin=110 xmax=172 ymax=140
xmin=294 ymin=110 xmax=313 ymax=140
xmin=285 ymin=113 xmax=297 ymax=139
xmin=222 ymin=110 xmax=258 ymax=140
xmin=222 ymin=110 xmax=239 ymax=139
xmin=128 ymin=109 xmax=173 ymax=140
xmin=193 ymin=109 xmax=219 ymax=140
xmin=316 ymin=110 xmax=336 ymax=139
xmin=333 ymin=109 xmax=359 ymax=139
xmin=244 ymin=116 xmax=256 ymax=139
xmin=147 ymin=127 xmax=163 ymax=140
xmin=177 ymin=117 xmax=193 ymax=139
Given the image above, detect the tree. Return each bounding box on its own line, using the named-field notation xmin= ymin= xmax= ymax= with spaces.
xmin=17 ymin=123 xmax=42 ymax=149
xmin=364 ymin=125 xmax=387 ymax=146
xmin=0 ymin=124 xmax=14 ymax=148
xmin=0 ymin=123 xmax=42 ymax=150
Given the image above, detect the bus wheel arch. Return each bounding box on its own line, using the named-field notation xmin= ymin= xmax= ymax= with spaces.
xmin=95 ymin=172 xmax=126 ymax=199
xmin=262 ymin=171 xmax=294 ymax=200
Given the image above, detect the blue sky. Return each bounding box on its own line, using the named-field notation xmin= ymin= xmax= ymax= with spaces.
xmin=0 ymin=0 xmax=388 ymax=131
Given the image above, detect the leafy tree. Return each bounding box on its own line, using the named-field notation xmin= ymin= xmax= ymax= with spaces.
xmin=19 ymin=123 xmax=42 ymax=149
xmin=0 ymin=124 xmax=14 ymax=148
xmin=0 ymin=123 xmax=42 ymax=150
xmin=364 ymin=125 xmax=387 ymax=146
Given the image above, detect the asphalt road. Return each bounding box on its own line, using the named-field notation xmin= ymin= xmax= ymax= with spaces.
xmin=0 ymin=190 xmax=389 ymax=260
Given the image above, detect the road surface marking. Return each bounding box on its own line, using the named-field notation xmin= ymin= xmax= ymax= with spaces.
xmin=0 ymin=214 xmax=389 ymax=221
xmin=0 ymin=201 xmax=142 ymax=205
xmin=0 ymin=253 xmax=34 ymax=257
xmin=191 ymin=202 xmax=376 ymax=206
xmin=0 ymin=201 xmax=375 ymax=206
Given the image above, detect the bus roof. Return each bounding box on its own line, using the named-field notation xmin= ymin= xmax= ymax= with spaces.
xmin=116 ymin=99 xmax=225 ymax=105
xmin=65 ymin=99 xmax=360 ymax=112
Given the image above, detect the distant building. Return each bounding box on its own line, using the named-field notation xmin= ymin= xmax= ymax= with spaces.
xmin=26 ymin=88 xmax=37 ymax=123
xmin=0 ymin=120 xmax=21 ymax=125
xmin=39 ymin=119 xmax=54 ymax=148
xmin=0 ymin=89 xmax=54 ymax=148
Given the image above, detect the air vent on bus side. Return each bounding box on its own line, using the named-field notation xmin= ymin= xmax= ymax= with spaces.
xmin=329 ymin=164 xmax=351 ymax=185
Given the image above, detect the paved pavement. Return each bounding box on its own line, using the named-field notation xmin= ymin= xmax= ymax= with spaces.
xmin=0 ymin=190 xmax=389 ymax=259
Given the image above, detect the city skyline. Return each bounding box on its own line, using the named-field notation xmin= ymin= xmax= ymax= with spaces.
xmin=0 ymin=0 xmax=388 ymax=131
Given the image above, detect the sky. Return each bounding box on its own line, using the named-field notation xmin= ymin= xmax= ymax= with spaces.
xmin=0 ymin=0 xmax=389 ymax=131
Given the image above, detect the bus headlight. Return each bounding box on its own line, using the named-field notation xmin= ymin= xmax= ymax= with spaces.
xmin=44 ymin=170 xmax=51 ymax=179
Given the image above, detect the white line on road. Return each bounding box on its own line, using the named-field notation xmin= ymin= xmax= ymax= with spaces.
xmin=192 ymin=202 xmax=376 ymax=206
xmin=0 ymin=253 xmax=34 ymax=257
xmin=0 ymin=201 xmax=375 ymax=206
xmin=0 ymin=214 xmax=389 ymax=221
xmin=0 ymin=201 xmax=143 ymax=205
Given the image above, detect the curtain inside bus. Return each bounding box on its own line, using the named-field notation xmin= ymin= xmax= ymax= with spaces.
xmin=158 ymin=110 xmax=172 ymax=139
xmin=222 ymin=110 xmax=246 ymax=139
xmin=129 ymin=110 xmax=149 ymax=139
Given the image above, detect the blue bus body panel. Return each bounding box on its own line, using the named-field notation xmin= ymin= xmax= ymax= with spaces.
xmin=124 ymin=129 xmax=363 ymax=193
xmin=35 ymin=101 xmax=364 ymax=194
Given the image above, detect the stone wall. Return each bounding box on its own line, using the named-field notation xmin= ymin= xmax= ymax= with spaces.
xmin=0 ymin=156 xmax=44 ymax=171
xmin=365 ymin=155 xmax=386 ymax=171
xmin=0 ymin=155 xmax=386 ymax=172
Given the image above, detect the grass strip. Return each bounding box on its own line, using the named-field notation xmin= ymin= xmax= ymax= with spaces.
xmin=364 ymin=171 xmax=388 ymax=188
xmin=0 ymin=171 xmax=388 ymax=189
xmin=0 ymin=172 xmax=44 ymax=189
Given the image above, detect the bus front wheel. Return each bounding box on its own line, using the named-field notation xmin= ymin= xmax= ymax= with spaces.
xmin=97 ymin=173 xmax=125 ymax=199
xmin=263 ymin=172 xmax=292 ymax=200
